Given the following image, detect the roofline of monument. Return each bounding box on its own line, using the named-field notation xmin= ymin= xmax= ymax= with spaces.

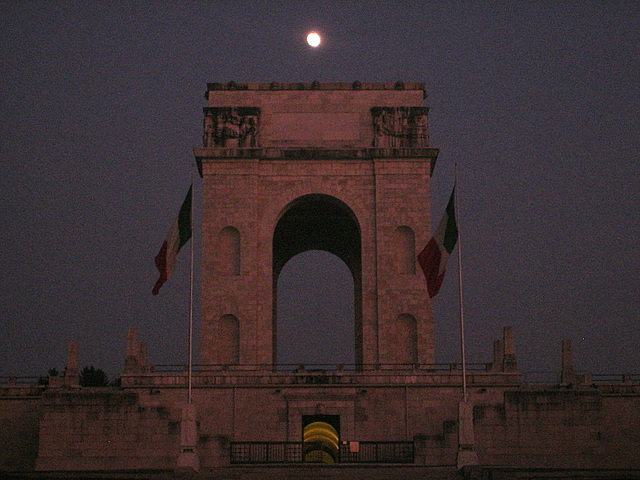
xmin=205 ymin=81 xmax=428 ymax=98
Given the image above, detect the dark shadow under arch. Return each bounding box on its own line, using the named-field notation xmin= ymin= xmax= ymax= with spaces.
xmin=273 ymin=194 xmax=362 ymax=366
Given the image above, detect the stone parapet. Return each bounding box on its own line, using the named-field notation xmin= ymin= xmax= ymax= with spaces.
xmin=0 ymin=385 xmax=45 ymax=398
xmin=119 ymin=368 xmax=521 ymax=389
xmin=205 ymin=81 xmax=427 ymax=95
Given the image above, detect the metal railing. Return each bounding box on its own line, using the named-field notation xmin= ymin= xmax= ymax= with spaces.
xmin=230 ymin=442 xmax=303 ymax=464
xmin=152 ymin=362 xmax=492 ymax=374
xmin=591 ymin=373 xmax=640 ymax=383
xmin=4 ymin=368 xmax=639 ymax=387
xmin=230 ymin=441 xmax=414 ymax=464
xmin=521 ymin=371 xmax=640 ymax=385
xmin=0 ymin=376 xmax=43 ymax=386
xmin=339 ymin=441 xmax=415 ymax=463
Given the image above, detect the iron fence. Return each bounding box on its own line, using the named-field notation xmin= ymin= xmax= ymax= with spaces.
xmin=591 ymin=373 xmax=640 ymax=383
xmin=6 ymin=366 xmax=640 ymax=387
xmin=230 ymin=441 xmax=414 ymax=464
xmin=339 ymin=441 xmax=414 ymax=463
xmin=230 ymin=442 xmax=304 ymax=464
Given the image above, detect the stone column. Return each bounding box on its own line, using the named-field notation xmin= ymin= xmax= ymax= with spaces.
xmin=63 ymin=340 xmax=79 ymax=387
xmin=561 ymin=339 xmax=575 ymax=384
xmin=124 ymin=328 xmax=140 ymax=374
xmin=176 ymin=403 xmax=199 ymax=472
xmin=491 ymin=339 xmax=503 ymax=372
xmin=456 ymin=398 xmax=479 ymax=469
xmin=502 ymin=326 xmax=517 ymax=372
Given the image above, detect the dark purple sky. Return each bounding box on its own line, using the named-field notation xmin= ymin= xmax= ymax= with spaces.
xmin=1 ymin=2 xmax=638 ymax=379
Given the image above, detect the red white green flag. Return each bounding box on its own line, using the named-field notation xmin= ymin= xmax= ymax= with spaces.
xmin=418 ymin=186 xmax=458 ymax=298
xmin=152 ymin=185 xmax=192 ymax=295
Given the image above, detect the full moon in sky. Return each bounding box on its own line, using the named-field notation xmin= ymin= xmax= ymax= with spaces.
xmin=306 ymin=32 xmax=321 ymax=47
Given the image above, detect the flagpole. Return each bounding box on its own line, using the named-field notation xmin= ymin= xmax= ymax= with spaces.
xmin=188 ymin=177 xmax=194 ymax=404
xmin=178 ymin=172 xmax=199 ymax=471
xmin=453 ymin=165 xmax=479 ymax=469
xmin=454 ymin=164 xmax=468 ymax=400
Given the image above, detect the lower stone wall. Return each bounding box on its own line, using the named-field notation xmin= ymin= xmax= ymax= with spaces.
xmin=35 ymin=389 xmax=181 ymax=471
xmin=0 ymin=387 xmax=43 ymax=471
xmin=474 ymin=387 xmax=640 ymax=469
xmin=2 ymin=381 xmax=640 ymax=473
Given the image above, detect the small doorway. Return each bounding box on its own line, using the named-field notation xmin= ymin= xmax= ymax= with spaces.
xmin=302 ymin=414 xmax=340 ymax=463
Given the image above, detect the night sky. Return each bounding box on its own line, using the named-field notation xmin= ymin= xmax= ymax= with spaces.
xmin=1 ymin=2 xmax=638 ymax=380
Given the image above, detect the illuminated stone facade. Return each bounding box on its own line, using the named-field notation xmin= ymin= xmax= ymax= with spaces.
xmin=194 ymin=82 xmax=438 ymax=367
xmin=1 ymin=83 xmax=640 ymax=479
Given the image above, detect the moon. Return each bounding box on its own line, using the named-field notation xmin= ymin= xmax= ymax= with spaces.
xmin=307 ymin=32 xmax=321 ymax=48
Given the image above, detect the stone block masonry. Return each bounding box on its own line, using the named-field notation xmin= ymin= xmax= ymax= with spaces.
xmin=35 ymin=390 xmax=180 ymax=471
xmin=195 ymin=82 xmax=438 ymax=368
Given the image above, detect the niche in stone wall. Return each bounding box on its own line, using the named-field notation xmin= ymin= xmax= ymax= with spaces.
xmin=218 ymin=314 xmax=240 ymax=365
xmin=396 ymin=314 xmax=418 ymax=365
xmin=218 ymin=226 xmax=241 ymax=275
xmin=394 ymin=226 xmax=416 ymax=274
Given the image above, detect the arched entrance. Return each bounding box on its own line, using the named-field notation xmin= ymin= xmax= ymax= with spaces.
xmin=273 ymin=194 xmax=362 ymax=366
xmin=276 ymin=250 xmax=354 ymax=366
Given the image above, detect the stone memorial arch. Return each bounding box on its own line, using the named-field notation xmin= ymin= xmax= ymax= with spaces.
xmin=195 ymin=81 xmax=439 ymax=368
xmin=18 ymin=81 xmax=637 ymax=475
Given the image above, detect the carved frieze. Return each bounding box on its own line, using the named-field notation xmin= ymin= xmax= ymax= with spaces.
xmin=203 ymin=107 xmax=260 ymax=148
xmin=371 ymin=107 xmax=429 ymax=148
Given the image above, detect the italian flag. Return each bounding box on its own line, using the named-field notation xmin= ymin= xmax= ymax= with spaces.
xmin=418 ymin=186 xmax=458 ymax=298
xmin=152 ymin=185 xmax=192 ymax=295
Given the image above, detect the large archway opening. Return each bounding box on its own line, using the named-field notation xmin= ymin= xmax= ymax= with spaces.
xmin=273 ymin=194 xmax=362 ymax=367
xmin=277 ymin=251 xmax=354 ymax=366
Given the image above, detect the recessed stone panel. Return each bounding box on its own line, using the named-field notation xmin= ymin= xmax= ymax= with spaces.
xmin=270 ymin=113 xmax=361 ymax=143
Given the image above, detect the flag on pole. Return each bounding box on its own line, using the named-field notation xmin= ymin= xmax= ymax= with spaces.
xmin=152 ymin=185 xmax=192 ymax=295
xmin=418 ymin=186 xmax=458 ymax=298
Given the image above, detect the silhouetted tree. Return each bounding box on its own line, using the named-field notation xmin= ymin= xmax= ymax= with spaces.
xmin=79 ymin=366 xmax=109 ymax=387
xmin=38 ymin=367 xmax=59 ymax=386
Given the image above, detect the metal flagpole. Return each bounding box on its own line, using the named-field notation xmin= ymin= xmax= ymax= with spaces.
xmin=188 ymin=176 xmax=194 ymax=404
xmin=178 ymin=169 xmax=199 ymax=472
xmin=453 ymin=165 xmax=478 ymax=469
xmin=454 ymin=164 xmax=468 ymax=399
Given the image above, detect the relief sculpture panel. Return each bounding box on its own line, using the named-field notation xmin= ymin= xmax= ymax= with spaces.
xmin=371 ymin=107 xmax=429 ymax=148
xmin=203 ymin=107 xmax=260 ymax=147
